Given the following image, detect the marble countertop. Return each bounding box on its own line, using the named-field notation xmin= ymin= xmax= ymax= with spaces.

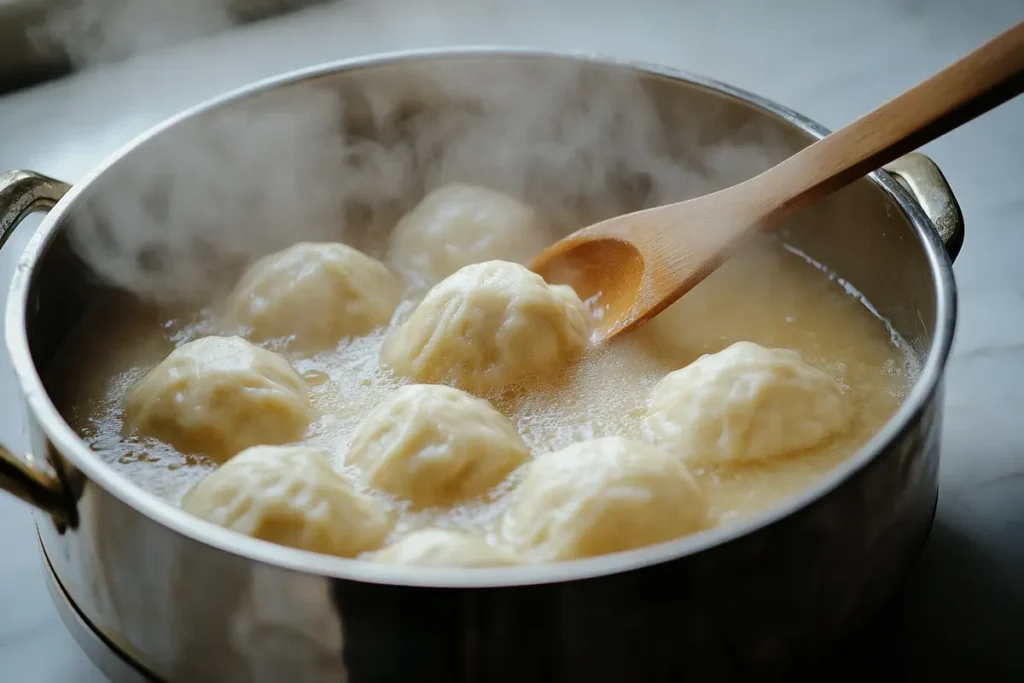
xmin=1 ymin=1 xmax=1022 ymax=680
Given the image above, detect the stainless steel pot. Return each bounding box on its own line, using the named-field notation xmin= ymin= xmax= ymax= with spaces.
xmin=0 ymin=50 xmax=962 ymax=682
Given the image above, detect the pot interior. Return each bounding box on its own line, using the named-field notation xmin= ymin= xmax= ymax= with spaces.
xmin=24 ymin=53 xmax=940 ymax=485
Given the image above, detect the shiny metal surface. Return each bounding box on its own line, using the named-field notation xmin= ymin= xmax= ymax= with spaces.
xmin=0 ymin=170 xmax=70 ymax=247
xmin=0 ymin=50 xmax=959 ymax=681
xmin=0 ymin=170 xmax=73 ymax=524
xmin=0 ymin=447 xmax=65 ymax=521
xmin=40 ymin=536 xmax=156 ymax=683
xmin=884 ymin=152 xmax=965 ymax=262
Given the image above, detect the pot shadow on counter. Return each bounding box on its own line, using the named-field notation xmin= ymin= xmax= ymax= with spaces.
xmin=810 ymin=515 xmax=1024 ymax=682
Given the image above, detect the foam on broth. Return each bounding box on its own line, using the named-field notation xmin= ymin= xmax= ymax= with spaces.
xmin=54 ymin=234 xmax=913 ymax=548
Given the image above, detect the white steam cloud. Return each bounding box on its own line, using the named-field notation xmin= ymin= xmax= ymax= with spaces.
xmin=35 ymin=0 xmax=233 ymax=65
xmin=37 ymin=1 xmax=792 ymax=305
xmin=33 ymin=0 xmax=321 ymax=65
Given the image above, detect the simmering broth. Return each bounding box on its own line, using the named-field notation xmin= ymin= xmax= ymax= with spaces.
xmin=55 ymin=229 xmax=912 ymax=554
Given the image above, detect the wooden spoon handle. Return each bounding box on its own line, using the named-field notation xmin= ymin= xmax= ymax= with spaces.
xmin=761 ymin=20 xmax=1024 ymax=219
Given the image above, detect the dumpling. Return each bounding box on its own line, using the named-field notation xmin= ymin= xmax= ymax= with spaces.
xmin=644 ymin=341 xmax=853 ymax=467
xmin=182 ymin=445 xmax=393 ymax=557
xmin=346 ymin=384 xmax=530 ymax=509
xmin=228 ymin=242 xmax=402 ymax=352
xmin=374 ymin=529 xmax=521 ymax=568
xmin=503 ymin=437 xmax=707 ymax=561
xmin=389 ymin=183 xmax=548 ymax=287
xmin=381 ymin=260 xmax=589 ymax=394
xmin=124 ymin=335 xmax=311 ymax=461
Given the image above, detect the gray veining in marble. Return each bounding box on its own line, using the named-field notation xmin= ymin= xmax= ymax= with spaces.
xmin=1 ymin=0 xmax=1022 ymax=680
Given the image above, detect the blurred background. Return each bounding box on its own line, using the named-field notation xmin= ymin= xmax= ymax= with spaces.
xmin=0 ymin=0 xmax=323 ymax=93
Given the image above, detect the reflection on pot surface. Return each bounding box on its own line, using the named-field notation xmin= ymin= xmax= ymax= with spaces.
xmin=0 ymin=51 xmax=959 ymax=682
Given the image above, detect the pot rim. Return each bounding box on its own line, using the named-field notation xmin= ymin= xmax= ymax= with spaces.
xmin=5 ymin=46 xmax=957 ymax=588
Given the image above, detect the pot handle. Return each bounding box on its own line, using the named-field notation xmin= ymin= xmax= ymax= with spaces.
xmin=883 ymin=152 xmax=965 ymax=262
xmin=1 ymin=170 xmax=71 ymax=247
xmin=0 ymin=169 xmax=74 ymax=523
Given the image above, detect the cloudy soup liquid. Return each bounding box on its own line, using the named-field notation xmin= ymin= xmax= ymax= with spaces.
xmin=56 ymin=234 xmax=914 ymax=544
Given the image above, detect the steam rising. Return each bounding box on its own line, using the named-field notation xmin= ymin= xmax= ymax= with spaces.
xmin=35 ymin=0 xmax=234 ymax=65
xmin=34 ymin=0 xmax=319 ymax=65
xmin=44 ymin=2 xmax=792 ymax=305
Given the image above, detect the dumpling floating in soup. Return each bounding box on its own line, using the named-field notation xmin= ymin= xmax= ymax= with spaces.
xmin=228 ymin=242 xmax=402 ymax=352
xmin=123 ymin=335 xmax=312 ymax=461
xmin=374 ymin=529 xmax=521 ymax=568
xmin=346 ymin=384 xmax=530 ymax=510
xmin=645 ymin=341 xmax=853 ymax=467
xmin=60 ymin=176 xmax=913 ymax=569
xmin=381 ymin=260 xmax=590 ymax=394
xmin=503 ymin=437 xmax=708 ymax=561
xmin=388 ymin=183 xmax=549 ymax=288
xmin=182 ymin=445 xmax=393 ymax=557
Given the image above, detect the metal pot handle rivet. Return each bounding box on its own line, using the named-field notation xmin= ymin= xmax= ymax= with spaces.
xmin=883 ymin=152 xmax=965 ymax=262
xmin=0 ymin=169 xmax=74 ymax=522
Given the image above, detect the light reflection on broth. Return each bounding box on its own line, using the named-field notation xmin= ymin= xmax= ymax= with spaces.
xmin=54 ymin=233 xmax=914 ymax=552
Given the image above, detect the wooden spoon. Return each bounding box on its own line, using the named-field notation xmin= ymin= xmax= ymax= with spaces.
xmin=531 ymin=21 xmax=1024 ymax=341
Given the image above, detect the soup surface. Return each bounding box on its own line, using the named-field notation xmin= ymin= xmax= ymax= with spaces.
xmin=57 ymin=184 xmax=914 ymax=566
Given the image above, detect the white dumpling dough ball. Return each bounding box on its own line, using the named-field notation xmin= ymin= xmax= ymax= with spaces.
xmin=389 ymin=183 xmax=548 ymax=286
xmin=228 ymin=242 xmax=402 ymax=351
xmin=503 ymin=437 xmax=707 ymax=561
xmin=381 ymin=261 xmax=589 ymax=394
xmin=124 ymin=336 xmax=312 ymax=461
xmin=346 ymin=384 xmax=530 ymax=509
xmin=645 ymin=341 xmax=853 ymax=467
xmin=182 ymin=445 xmax=392 ymax=557
xmin=374 ymin=529 xmax=521 ymax=568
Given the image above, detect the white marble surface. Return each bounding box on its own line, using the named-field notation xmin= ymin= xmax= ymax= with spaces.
xmin=0 ymin=0 xmax=1022 ymax=680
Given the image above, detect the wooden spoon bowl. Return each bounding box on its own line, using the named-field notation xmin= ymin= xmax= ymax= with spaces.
xmin=532 ymin=20 xmax=1024 ymax=341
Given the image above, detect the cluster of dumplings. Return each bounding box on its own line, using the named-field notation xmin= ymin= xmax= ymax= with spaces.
xmin=123 ymin=183 xmax=854 ymax=568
